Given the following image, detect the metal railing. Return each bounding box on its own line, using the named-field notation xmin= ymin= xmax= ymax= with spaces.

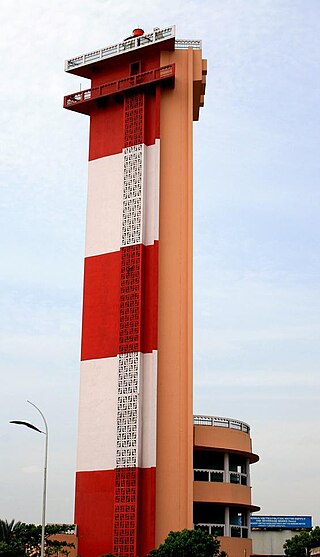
xmin=64 ymin=64 xmax=175 ymax=108
xmin=194 ymin=468 xmax=224 ymax=482
xmin=175 ymin=39 xmax=202 ymax=50
xmin=194 ymin=468 xmax=248 ymax=485
xmin=195 ymin=523 xmax=249 ymax=538
xmin=230 ymin=525 xmax=249 ymax=538
xmin=229 ymin=471 xmax=248 ymax=485
xmin=193 ymin=415 xmax=250 ymax=433
xmin=195 ymin=523 xmax=225 ymax=536
xmin=65 ymin=26 xmax=175 ymax=71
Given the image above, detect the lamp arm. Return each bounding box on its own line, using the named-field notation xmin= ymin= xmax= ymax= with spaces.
xmin=27 ymin=400 xmax=48 ymax=557
xmin=27 ymin=400 xmax=48 ymax=436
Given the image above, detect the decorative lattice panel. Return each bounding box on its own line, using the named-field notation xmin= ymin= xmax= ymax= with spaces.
xmin=119 ymin=245 xmax=142 ymax=354
xmin=124 ymin=93 xmax=144 ymax=147
xmin=113 ymin=468 xmax=138 ymax=557
xmin=116 ymin=352 xmax=140 ymax=468
xmin=122 ymin=145 xmax=143 ymax=247
xmin=113 ymin=92 xmax=145 ymax=557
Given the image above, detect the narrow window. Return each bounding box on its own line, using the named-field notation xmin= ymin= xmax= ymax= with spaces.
xmin=130 ymin=61 xmax=141 ymax=75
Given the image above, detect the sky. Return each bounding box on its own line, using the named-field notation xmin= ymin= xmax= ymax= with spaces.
xmin=0 ymin=0 xmax=319 ymax=528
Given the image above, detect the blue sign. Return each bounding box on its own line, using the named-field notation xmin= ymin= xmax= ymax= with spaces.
xmin=251 ymin=516 xmax=312 ymax=530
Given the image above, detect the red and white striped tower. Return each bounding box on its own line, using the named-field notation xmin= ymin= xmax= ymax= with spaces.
xmin=64 ymin=26 xmax=206 ymax=557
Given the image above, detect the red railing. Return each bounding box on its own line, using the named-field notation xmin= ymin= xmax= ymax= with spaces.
xmin=64 ymin=64 xmax=175 ymax=108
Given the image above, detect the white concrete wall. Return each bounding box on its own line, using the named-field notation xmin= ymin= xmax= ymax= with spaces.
xmin=77 ymin=352 xmax=157 ymax=471
xmin=252 ymin=530 xmax=299 ymax=556
xmin=85 ymin=141 xmax=160 ymax=257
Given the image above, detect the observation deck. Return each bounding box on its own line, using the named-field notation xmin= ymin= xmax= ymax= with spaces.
xmin=65 ymin=25 xmax=202 ymax=76
xmin=64 ymin=64 xmax=175 ymax=115
xmin=193 ymin=415 xmax=259 ymax=463
xmin=194 ymin=415 xmax=250 ymax=434
xmin=63 ymin=25 xmax=205 ymax=118
xmin=193 ymin=414 xmax=260 ymax=557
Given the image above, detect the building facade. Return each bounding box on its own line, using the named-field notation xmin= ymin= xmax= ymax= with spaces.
xmin=64 ymin=26 xmax=206 ymax=557
xmin=251 ymin=515 xmax=312 ymax=557
xmin=193 ymin=415 xmax=259 ymax=557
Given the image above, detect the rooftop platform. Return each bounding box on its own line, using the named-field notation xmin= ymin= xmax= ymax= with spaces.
xmin=64 ymin=25 xmax=201 ymax=77
xmin=194 ymin=415 xmax=251 ymax=434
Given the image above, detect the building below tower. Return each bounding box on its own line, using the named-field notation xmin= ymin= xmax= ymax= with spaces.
xmin=251 ymin=515 xmax=312 ymax=557
xmin=56 ymin=414 xmax=259 ymax=557
xmin=193 ymin=415 xmax=260 ymax=557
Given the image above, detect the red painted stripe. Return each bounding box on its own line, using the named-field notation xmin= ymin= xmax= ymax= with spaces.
xmin=75 ymin=467 xmax=155 ymax=557
xmin=81 ymin=250 xmax=121 ymax=360
xmin=141 ymin=241 xmax=158 ymax=353
xmin=90 ymin=50 xmax=161 ymax=88
xmin=75 ymin=469 xmax=115 ymax=557
xmin=89 ymin=92 xmax=160 ymax=160
xmin=88 ymin=49 xmax=160 ymax=160
xmin=81 ymin=242 xmax=158 ymax=361
xmin=89 ymin=100 xmax=124 ymax=161
xmin=137 ymin=466 xmax=156 ymax=557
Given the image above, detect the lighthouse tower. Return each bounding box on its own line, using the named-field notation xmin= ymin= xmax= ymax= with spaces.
xmin=64 ymin=26 xmax=206 ymax=557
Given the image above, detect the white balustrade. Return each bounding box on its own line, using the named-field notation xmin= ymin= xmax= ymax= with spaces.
xmin=65 ymin=26 xmax=176 ymax=71
xmin=193 ymin=415 xmax=250 ymax=433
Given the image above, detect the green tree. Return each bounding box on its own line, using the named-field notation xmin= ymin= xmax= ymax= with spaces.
xmin=0 ymin=540 xmax=21 ymax=557
xmin=21 ymin=523 xmax=75 ymax=556
xmin=284 ymin=527 xmax=320 ymax=557
xmin=0 ymin=520 xmax=75 ymax=556
xmin=147 ymin=528 xmax=224 ymax=557
xmin=0 ymin=519 xmax=22 ymax=544
xmin=0 ymin=520 xmax=24 ymax=557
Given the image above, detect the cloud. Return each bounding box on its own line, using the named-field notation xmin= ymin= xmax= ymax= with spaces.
xmin=21 ymin=465 xmax=41 ymax=475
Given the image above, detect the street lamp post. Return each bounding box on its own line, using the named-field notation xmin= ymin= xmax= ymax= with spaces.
xmin=10 ymin=400 xmax=48 ymax=557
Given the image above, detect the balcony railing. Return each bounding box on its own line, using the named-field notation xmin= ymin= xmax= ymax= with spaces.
xmin=194 ymin=468 xmax=224 ymax=482
xmin=195 ymin=523 xmax=249 ymax=538
xmin=175 ymin=39 xmax=202 ymax=50
xmin=64 ymin=64 xmax=175 ymax=110
xmin=194 ymin=468 xmax=248 ymax=485
xmin=194 ymin=415 xmax=250 ymax=433
xmin=230 ymin=525 xmax=249 ymax=538
xmin=195 ymin=523 xmax=225 ymax=537
xmin=65 ymin=26 xmax=176 ymax=71
xmin=230 ymin=471 xmax=248 ymax=485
